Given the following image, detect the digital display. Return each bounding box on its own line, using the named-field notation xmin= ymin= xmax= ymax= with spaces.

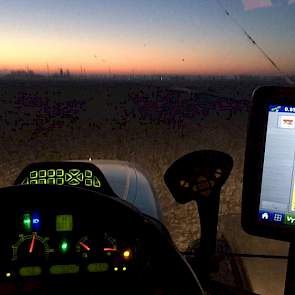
xmin=259 ymin=104 xmax=295 ymax=225
xmin=56 ymin=215 xmax=73 ymax=232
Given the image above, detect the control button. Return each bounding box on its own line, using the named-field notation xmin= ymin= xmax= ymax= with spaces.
xmin=285 ymin=214 xmax=295 ymax=225
xmin=273 ymin=213 xmax=284 ymax=223
xmin=259 ymin=211 xmax=271 ymax=220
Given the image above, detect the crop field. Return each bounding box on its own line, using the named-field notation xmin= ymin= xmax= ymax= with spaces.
xmin=0 ymin=77 xmax=285 ymax=250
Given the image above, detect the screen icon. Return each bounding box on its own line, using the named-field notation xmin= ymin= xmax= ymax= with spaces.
xmin=278 ymin=116 xmax=295 ymax=129
xmin=259 ymin=211 xmax=272 ymax=221
xmin=285 ymin=214 xmax=295 ymax=225
xmin=273 ymin=213 xmax=284 ymax=223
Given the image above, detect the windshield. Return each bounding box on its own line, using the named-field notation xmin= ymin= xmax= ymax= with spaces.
xmin=0 ymin=1 xmax=294 ymax=294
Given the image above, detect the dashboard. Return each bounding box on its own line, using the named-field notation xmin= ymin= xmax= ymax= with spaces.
xmin=0 ymin=184 xmax=204 ymax=294
xmin=0 ymin=184 xmax=150 ymax=294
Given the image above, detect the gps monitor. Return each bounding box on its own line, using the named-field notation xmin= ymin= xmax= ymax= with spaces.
xmin=242 ymin=86 xmax=295 ymax=241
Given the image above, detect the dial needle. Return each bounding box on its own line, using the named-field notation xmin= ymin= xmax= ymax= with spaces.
xmin=29 ymin=234 xmax=36 ymax=253
xmin=80 ymin=241 xmax=90 ymax=251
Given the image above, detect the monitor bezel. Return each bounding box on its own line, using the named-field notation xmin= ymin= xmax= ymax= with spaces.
xmin=242 ymin=86 xmax=295 ymax=241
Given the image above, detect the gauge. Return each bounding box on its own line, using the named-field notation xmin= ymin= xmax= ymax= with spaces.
xmin=103 ymin=233 xmax=117 ymax=255
xmin=76 ymin=236 xmax=92 ymax=259
xmin=12 ymin=233 xmax=52 ymax=262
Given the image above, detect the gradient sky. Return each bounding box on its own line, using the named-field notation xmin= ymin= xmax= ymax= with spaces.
xmin=0 ymin=0 xmax=294 ymax=75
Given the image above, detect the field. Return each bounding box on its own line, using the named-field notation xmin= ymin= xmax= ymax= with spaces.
xmin=0 ymin=77 xmax=285 ymax=250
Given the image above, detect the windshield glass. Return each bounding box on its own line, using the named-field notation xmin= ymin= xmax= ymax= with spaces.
xmin=0 ymin=1 xmax=294 ymax=293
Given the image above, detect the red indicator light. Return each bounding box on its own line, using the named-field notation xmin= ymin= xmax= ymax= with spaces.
xmin=79 ymin=241 xmax=90 ymax=251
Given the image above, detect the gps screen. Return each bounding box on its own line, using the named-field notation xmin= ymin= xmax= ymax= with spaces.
xmin=259 ymin=105 xmax=295 ymax=226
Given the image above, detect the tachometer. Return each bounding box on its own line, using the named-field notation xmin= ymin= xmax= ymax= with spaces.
xmin=12 ymin=233 xmax=52 ymax=262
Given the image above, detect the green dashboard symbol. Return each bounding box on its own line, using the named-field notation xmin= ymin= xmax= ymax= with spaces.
xmin=22 ymin=168 xmax=102 ymax=189
xmin=65 ymin=169 xmax=84 ymax=186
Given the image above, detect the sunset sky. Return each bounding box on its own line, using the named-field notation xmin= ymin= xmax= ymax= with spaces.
xmin=0 ymin=0 xmax=294 ymax=75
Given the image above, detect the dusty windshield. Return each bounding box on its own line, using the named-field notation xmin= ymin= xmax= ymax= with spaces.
xmin=0 ymin=0 xmax=294 ymax=252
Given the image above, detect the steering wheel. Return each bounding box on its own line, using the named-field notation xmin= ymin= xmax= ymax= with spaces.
xmin=0 ymin=184 xmax=204 ymax=295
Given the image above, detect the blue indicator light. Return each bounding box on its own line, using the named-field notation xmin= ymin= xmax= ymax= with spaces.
xmin=32 ymin=212 xmax=41 ymax=231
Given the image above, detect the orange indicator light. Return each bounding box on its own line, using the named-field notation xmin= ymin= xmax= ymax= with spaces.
xmin=123 ymin=250 xmax=130 ymax=258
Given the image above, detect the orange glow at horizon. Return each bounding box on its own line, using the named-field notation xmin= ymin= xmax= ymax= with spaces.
xmin=0 ymin=33 xmax=293 ymax=76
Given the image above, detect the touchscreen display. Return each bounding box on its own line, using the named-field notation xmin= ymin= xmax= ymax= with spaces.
xmin=259 ymin=105 xmax=295 ymax=226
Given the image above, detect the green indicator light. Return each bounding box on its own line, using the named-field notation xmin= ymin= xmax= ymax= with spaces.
xmin=47 ymin=169 xmax=55 ymax=177
xmin=93 ymin=176 xmax=101 ymax=188
xmin=65 ymin=173 xmax=71 ymax=182
xmin=39 ymin=170 xmax=46 ymax=178
xmin=60 ymin=240 xmax=70 ymax=253
xmin=39 ymin=179 xmax=46 ymax=184
xmin=68 ymin=179 xmax=80 ymax=185
xmin=56 ymin=215 xmax=73 ymax=232
xmin=69 ymin=169 xmax=80 ymax=176
xmin=114 ymin=267 xmax=118 ymax=272
xmin=85 ymin=179 xmax=92 ymax=187
xmin=123 ymin=267 xmax=127 ymax=271
xmin=30 ymin=171 xmax=38 ymax=179
xmin=30 ymin=180 xmax=38 ymax=185
xmin=56 ymin=178 xmax=64 ymax=185
xmin=21 ymin=178 xmax=29 ymax=185
xmin=47 ymin=178 xmax=55 ymax=185
xmin=85 ymin=170 xmax=92 ymax=178
xmin=77 ymin=173 xmax=84 ymax=182
xmin=23 ymin=214 xmax=31 ymax=231
xmin=56 ymin=169 xmax=64 ymax=177
xmin=6 ymin=272 xmax=11 ymax=278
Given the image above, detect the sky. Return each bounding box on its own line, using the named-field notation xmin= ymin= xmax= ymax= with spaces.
xmin=0 ymin=0 xmax=294 ymax=76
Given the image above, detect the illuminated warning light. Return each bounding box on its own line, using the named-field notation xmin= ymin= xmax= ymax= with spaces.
xmin=21 ymin=178 xmax=29 ymax=184
xmin=123 ymin=250 xmax=131 ymax=259
xmin=114 ymin=267 xmax=118 ymax=272
xmin=30 ymin=171 xmax=38 ymax=179
xmin=48 ymin=169 xmax=55 ymax=177
xmin=56 ymin=215 xmax=73 ymax=232
xmin=23 ymin=213 xmax=31 ymax=232
xmin=122 ymin=267 xmax=127 ymax=272
xmin=32 ymin=212 xmax=41 ymax=231
xmin=5 ymin=272 xmax=11 ymax=278
xmin=39 ymin=170 xmax=46 ymax=178
xmin=93 ymin=176 xmax=101 ymax=187
xmin=85 ymin=179 xmax=92 ymax=186
xmin=56 ymin=169 xmax=64 ymax=177
xmin=85 ymin=170 xmax=92 ymax=178
xmin=60 ymin=240 xmax=70 ymax=254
